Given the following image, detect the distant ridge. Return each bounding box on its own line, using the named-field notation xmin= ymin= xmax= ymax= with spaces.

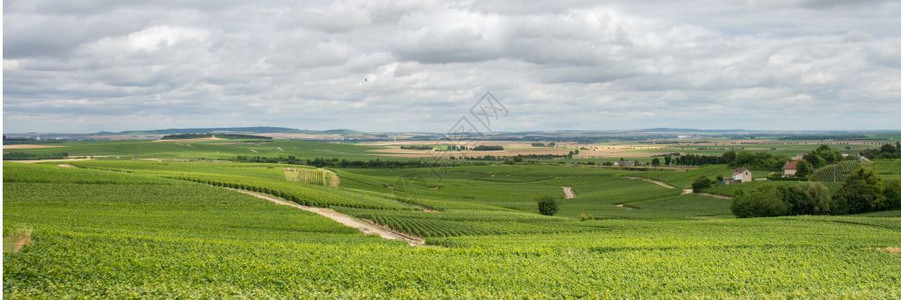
xmin=95 ymin=127 xmax=349 ymax=135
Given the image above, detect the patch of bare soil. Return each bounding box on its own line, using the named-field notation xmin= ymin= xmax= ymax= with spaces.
xmin=229 ymin=189 xmax=424 ymax=246
xmin=682 ymin=188 xmax=694 ymax=195
xmin=13 ymin=235 xmax=32 ymax=253
xmin=3 ymin=144 xmax=65 ymax=149
xmin=615 ymin=203 xmax=635 ymax=210
xmin=3 ymin=235 xmax=32 ymax=254
xmin=562 ymin=186 xmax=576 ymax=199
xmin=623 ymin=176 xmax=676 ymax=189
xmin=57 ymin=164 xmax=75 ymax=168
xmin=876 ymin=247 xmax=901 ymax=254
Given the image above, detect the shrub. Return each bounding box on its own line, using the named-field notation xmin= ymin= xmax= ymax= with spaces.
xmin=579 ymin=213 xmax=594 ymax=221
xmin=780 ymin=182 xmax=831 ymax=215
xmin=692 ymin=176 xmax=714 ymax=192
xmin=731 ymin=185 xmax=788 ymax=218
xmin=795 ymin=160 xmax=813 ymax=178
xmin=881 ymin=180 xmax=901 ymax=210
xmin=536 ymin=196 xmax=559 ymax=216
xmin=831 ymin=168 xmax=885 ymax=214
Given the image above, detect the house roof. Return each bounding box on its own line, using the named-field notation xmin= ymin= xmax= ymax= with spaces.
xmin=732 ymin=168 xmax=750 ymax=175
xmin=783 ymin=161 xmax=798 ymax=170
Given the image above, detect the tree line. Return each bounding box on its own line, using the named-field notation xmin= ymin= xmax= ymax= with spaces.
xmin=4 ymin=152 xmax=69 ymax=160
xmin=730 ymin=168 xmax=901 ymax=217
xmin=161 ymin=133 xmax=271 ymax=140
xmin=860 ymin=142 xmax=901 ymax=159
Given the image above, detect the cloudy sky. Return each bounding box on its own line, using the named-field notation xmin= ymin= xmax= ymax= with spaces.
xmin=4 ymin=0 xmax=901 ymax=133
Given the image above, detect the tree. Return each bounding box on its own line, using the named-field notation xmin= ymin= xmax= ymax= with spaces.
xmin=536 ymin=196 xmax=559 ymax=216
xmin=831 ymin=168 xmax=885 ymax=214
xmin=795 ymin=160 xmax=813 ymax=178
xmin=721 ymin=150 xmax=737 ymax=164
xmin=651 ymin=157 xmax=661 ymax=167
xmin=780 ymin=182 xmax=831 ymax=215
xmin=731 ymin=185 xmax=788 ymax=218
xmin=883 ymin=181 xmax=901 ymax=210
xmin=692 ymin=176 xmax=714 ymax=192
xmin=803 ymin=154 xmax=825 ymax=169
xmin=664 ymin=156 xmax=672 ymax=165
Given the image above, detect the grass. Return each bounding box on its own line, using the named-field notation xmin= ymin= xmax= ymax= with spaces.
xmin=4 ymin=156 xmax=901 ymax=298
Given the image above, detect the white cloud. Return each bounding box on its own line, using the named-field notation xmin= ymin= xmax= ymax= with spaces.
xmin=3 ymin=0 xmax=901 ymax=132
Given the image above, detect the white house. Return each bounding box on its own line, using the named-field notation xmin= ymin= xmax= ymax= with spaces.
xmin=732 ymin=168 xmax=753 ymax=183
xmin=783 ymin=161 xmax=798 ymax=178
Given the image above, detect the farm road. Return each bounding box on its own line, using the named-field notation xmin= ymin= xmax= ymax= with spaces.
xmin=623 ymin=176 xmax=677 ymax=189
xmin=228 ymin=189 xmax=425 ymax=246
xmin=623 ymin=176 xmax=732 ymax=200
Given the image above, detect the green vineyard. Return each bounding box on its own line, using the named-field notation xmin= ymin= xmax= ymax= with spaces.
xmin=284 ymin=167 xmax=340 ymax=187
xmin=4 ymin=141 xmax=901 ymax=298
xmin=810 ymin=160 xmax=872 ymax=182
xmin=367 ymin=215 xmax=495 ymax=237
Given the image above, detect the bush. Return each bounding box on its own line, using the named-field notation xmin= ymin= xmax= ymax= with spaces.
xmin=780 ymin=182 xmax=831 ymax=215
xmin=795 ymin=160 xmax=813 ymax=178
xmin=731 ymin=185 xmax=788 ymax=218
xmin=831 ymin=168 xmax=885 ymax=214
xmin=731 ymin=151 xmax=786 ymax=171
xmin=692 ymin=176 xmax=714 ymax=192
xmin=884 ymin=181 xmax=901 ymax=210
xmin=536 ymin=196 xmax=559 ymax=216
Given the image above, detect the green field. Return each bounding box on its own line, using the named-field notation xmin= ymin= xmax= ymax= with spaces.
xmin=4 ymin=141 xmax=901 ymax=298
xmin=5 ymin=139 xmax=390 ymax=161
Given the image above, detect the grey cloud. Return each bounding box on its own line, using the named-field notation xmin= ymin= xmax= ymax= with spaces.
xmin=4 ymin=0 xmax=901 ymax=133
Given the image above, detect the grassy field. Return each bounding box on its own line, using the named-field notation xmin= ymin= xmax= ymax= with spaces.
xmin=3 ymin=139 xmax=391 ymax=161
xmin=4 ymin=142 xmax=901 ymax=298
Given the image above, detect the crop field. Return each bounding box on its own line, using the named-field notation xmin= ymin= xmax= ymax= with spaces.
xmin=2 ymin=139 xmax=393 ymax=161
xmin=4 ymin=142 xmax=901 ymax=298
xmin=875 ymin=159 xmax=901 ymax=180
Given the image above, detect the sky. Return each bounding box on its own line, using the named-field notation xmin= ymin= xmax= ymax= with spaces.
xmin=3 ymin=0 xmax=901 ymax=133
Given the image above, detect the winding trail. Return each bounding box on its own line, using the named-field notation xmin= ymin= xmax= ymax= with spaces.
xmin=562 ymin=186 xmax=576 ymax=199
xmin=694 ymin=192 xmax=732 ymax=200
xmin=623 ymin=176 xmax=676 ymax=189
xmin=624 ymin=177 xmax=732 ymax=200
xmin=228 ymin=189 xmax=425 ymax=246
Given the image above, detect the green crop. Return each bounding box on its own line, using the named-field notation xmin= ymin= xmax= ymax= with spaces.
xmin=5 ymin=156 xmax=901 ymax=298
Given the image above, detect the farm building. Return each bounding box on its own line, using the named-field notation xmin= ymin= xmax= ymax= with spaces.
xmin=783 ymin=161 xmax=798 ymax=177
xmin=732 ymin=168 xmax=753 ymax=183
xmin=614 ymin=160 xmax=635 ymax=167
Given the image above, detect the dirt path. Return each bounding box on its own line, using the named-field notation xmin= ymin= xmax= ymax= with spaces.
xmin=229 ymin=189 xmax=424 ymax=246
xmin=695 ymin=192 xmax=732 ymax=200
xmin=623 ymin=176 xmax=676 ymax=189
xmin=57 ymin=164 xmax=75 ymax=168
xmin=562 ymin=186 xmax=576 ymax=199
